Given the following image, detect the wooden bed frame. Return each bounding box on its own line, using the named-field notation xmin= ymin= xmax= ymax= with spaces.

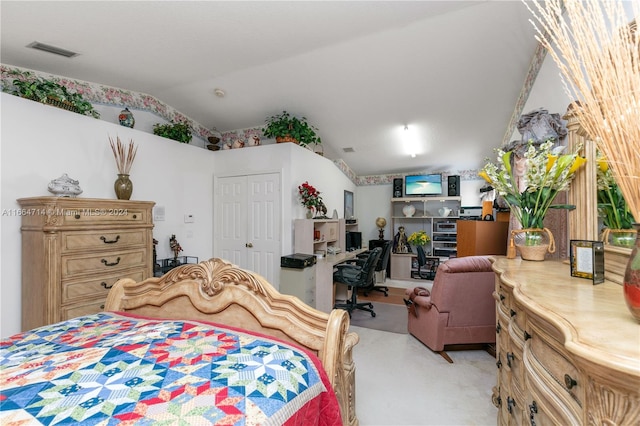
xmin=104 ymin=257 xmax=359 ymax=426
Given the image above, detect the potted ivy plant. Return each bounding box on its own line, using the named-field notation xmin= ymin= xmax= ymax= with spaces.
xmin=153 ymin=121 xmax=192 ymax=143
xmin=263 ymin=110 xmax=321 ymax=147
xmin=5 ymin=70 xmax=100 ymax=118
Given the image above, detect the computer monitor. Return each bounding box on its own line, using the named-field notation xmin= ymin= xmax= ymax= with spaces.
xmin=346 ymin=231 xmax=362 ymax=251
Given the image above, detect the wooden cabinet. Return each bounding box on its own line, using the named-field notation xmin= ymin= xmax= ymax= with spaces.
xmin=280 ymin=265 xmax=316 ymax=307
xmin=294 ymin=219 xmax=345 ymax=256
xmin=492 ymin=257 xmax=640 ymax=426
xmin=457 ymin=220 xmax=509 ymax=257
xmin=17 ymin=197 xmax=155 ymax=330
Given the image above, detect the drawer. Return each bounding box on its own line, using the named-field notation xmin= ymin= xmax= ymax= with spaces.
xmin=61 ymin=229 xmax=146 ymax=252
xmin=496 ymin=284 xmax=511 ymax=317
xmin=61 ymin=248 xmax=148 ymax=279
xmin=506 ymin=346 xmax=525 ymax=392
xmin=62 ymin=206 xmax=150 ymax=225
xmin=62 ymin=269 xmax=145 ymax=304
xmin=61 ymin=299 xmax=106 ymax=320
xmin=511 ymin=301 xmax=526 ymax=333
xmin=528 ymin=322 xmax=583 ymax=406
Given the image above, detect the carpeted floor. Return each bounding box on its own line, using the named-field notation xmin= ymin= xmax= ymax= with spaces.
xmin=348 ymin=301 xmax=408 ymax=334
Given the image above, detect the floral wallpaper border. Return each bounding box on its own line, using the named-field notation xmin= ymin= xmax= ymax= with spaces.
xmin=0 ymin=64 xmax=219 ymax=141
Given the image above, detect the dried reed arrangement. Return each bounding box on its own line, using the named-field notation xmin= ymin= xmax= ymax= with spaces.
xmin=525 ymin=0 xmax=640 ymax=222
xmin=108 ymin=135 xmax=137 ymax=175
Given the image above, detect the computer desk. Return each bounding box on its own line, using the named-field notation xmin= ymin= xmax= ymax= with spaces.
xmin=314 ymin=247 xmax=368 ymax=313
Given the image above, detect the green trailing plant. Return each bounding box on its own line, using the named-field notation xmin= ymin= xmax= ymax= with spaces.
xmin=153 ymin=121 xmax=192 ymax=143
xmin=263 ymin=111 xmax=321 ymax=147
xmin=4 ymin=70 xmax=100 ymax=118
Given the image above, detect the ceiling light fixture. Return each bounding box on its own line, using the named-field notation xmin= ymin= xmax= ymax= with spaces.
xmin=404 ymin=125 xmax=417 ymax=158
xmin=214 ymin=88 xmax=225 ymax=98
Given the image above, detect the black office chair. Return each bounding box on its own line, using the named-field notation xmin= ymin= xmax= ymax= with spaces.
xmin=333 ymin=247 xmax=382 ymax=317
xmin=363 ymin=240 xmax=392 ymax=296
xmin=412 ymin=245 xmax=439 ymax=280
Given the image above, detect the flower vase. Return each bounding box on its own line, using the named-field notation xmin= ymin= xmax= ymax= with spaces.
xmin=511 ymin=228 xmax=555 ymax=261
xmin=118 ymin=107 xmax=135 ymax=128
xmin=602 ymin=228 xmax=637 ymax=249
xmin=306 ymin=209 xmax=313 ymax=219
xmin=623 ymin=223 xmax=640 ymax=322
xmin=114 ymin=174 xmax=133 ymax=200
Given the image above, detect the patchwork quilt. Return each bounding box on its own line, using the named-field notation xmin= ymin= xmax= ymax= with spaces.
xmin=0 ymin=312 xmax=341 ymax=425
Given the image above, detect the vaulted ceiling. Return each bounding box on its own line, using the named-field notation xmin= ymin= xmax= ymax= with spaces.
xmin=1 ymin=1 xmax=540 ymax=176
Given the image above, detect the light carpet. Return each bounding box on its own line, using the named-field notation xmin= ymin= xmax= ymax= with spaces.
xmin=348 ymin=302 xmax=408 ymax=334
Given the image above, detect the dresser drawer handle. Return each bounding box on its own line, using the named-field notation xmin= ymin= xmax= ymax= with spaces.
xmin=132 ymin=214 xmax=137 ymax=219
xmin=100 ymin=304 xmax=105 ymax=310
xmin=506 ymin=352 xmax=514 ymax=368
xmin=564 ymin=374 xmax=577 ymax=389
xmin=75 ymin=214 xmax=81 ymax=219
xmin=524 ymin=331 xmax=532 ymax=341
xmin=507 ymin=396 xmax=516 ymax=414
xmin=496 ymin=323 xmax=502 ymax=334
xmin=499 ymin=293 xmax=505 ymax=301
xmin=496 ymin=354 xmax=502 ymax=369
xmin=101 ymin=281 xmax=114 ymax=289
xmin=529 ymin=401 xmax=538 ymax=426
xmin=510 ymin=309 xmax=517 ymax=317
xmin=100 ymin=235 xmax=120 ymax=244
xmin=101 ymin=257 xmax=121 ymax=267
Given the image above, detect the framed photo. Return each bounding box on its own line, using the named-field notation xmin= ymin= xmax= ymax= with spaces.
xmin=344 ymin=190 xmax=354 ymax=219
xmin=570 ymin=240 xmax=605 ymax=284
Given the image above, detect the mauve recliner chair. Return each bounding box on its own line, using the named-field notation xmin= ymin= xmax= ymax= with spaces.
xmin=405 ymin=255 xmax=496 ymax=363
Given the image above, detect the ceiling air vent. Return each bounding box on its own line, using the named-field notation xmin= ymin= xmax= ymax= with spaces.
xmin=27 ymin=41 xmax=79 ymax=58
xmin=343 ymin=147 xmax=355 ymax=153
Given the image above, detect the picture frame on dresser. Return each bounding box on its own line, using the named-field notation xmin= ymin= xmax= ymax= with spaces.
xmin=569 ymin=239 xmax=605 ymax=284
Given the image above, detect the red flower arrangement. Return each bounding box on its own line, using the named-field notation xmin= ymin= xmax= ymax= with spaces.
xmin=298 ymin=181 xmax=327 ymax=216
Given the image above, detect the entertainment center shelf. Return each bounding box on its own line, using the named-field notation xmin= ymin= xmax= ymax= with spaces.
xmin=390 ymin=196 xmax=461 ymax=280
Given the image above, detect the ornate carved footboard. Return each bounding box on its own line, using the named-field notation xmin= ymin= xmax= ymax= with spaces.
xmin=104 ymin=257 xmax=359 ymax=426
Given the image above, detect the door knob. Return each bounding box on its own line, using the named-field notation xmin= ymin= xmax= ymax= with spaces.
xmin=246 ymin=242 xmax=253 ymax=248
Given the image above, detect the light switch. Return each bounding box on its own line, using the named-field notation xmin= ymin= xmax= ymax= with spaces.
xmin=154 ymin=206 xmax=165 ymax=221
xmin=184 ymin=214 xmax=194 ymax=223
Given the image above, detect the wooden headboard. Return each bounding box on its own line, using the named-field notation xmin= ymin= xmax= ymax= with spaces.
xmin=104 ymin=257 xmax=359 ymax=426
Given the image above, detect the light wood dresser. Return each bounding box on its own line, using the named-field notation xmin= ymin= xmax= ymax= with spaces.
xmin=491 ymin=257 xmax=640 ymax=425
xmin=17 ymin=197 xmax=155 ymax=331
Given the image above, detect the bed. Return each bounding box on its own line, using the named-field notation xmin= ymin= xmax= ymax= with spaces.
xmin=0 ymin=258 xmax=360 ymax=425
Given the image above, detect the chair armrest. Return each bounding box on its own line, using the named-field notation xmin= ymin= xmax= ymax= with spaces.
xmin=412 ymin=295 xmax=434 ymax=310
xmin=335 ymin=263 xmax=360 ymax=271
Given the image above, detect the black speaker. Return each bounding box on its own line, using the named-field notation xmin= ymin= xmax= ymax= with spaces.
xmin=448 ymin=175 xmax=460 ymax=196
xmin=393 ymin=178 xmax=403 ymax=198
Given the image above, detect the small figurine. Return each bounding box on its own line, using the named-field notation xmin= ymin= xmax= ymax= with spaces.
xmin=169 ymin=234 xmax=183 ymax=261
xmin=393 ymin=226 xmax=411 ymax=254
xmin=248 ymin=135 xmax=261 ymax=146
xmin=153 ymin=238 xmax=159 ymax=272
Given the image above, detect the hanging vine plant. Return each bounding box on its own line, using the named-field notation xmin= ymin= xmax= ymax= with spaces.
xmin=4 ymin=70 xmax=100 ymax=118
xmin=152 ymin=121 xmax=193 ymax=143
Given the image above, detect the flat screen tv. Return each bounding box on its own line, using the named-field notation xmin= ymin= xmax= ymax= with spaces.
xmin=405 ymin=174 xmax=442 ymax=196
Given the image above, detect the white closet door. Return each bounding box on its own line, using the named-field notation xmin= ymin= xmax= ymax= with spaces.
xmin=216 ymin=173 xmax=280 ymax=284
xmin=246 ymin=173 xmax=280 ymax=284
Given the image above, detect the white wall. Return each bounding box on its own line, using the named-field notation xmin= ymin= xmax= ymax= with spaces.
xmin=211 ymin=143 xmax=356 ymax=258
xmin=0 ymin=94 xmax=355 ymax=337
